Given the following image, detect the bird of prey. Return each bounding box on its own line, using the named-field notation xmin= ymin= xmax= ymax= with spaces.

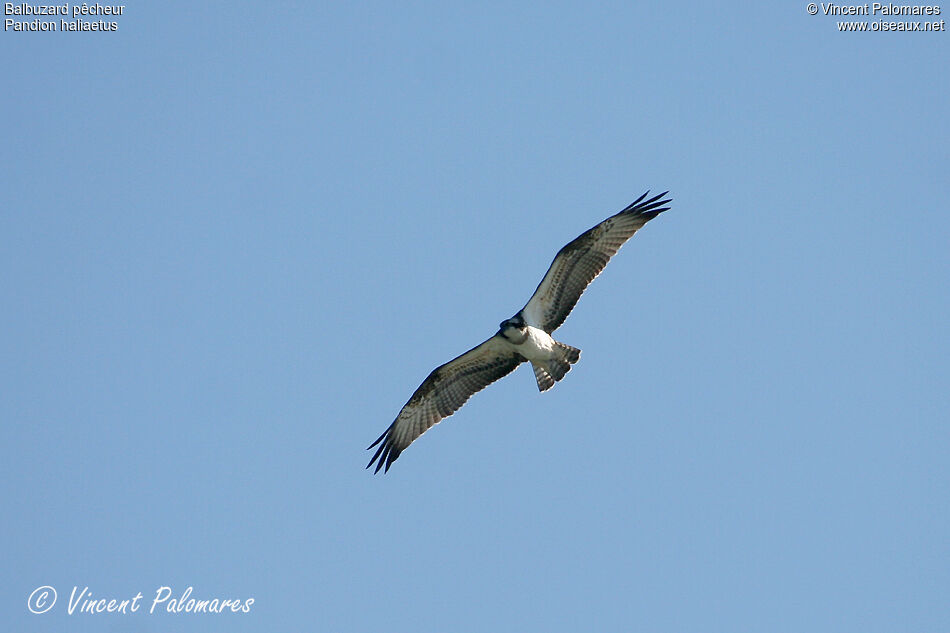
xmin=367 ymin=191 xmax=671 ymax=473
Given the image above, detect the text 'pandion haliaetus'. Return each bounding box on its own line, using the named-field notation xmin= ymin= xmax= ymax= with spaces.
xmin=367 ymin=191 xmax=671 ymax=473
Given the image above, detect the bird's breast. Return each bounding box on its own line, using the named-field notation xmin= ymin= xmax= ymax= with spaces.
xmin=517 ymin=326 xmax=556 ymax=361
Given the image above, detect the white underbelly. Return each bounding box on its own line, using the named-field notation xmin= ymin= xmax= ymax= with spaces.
xmin=518 ymin=326 xmax=557 ymax=362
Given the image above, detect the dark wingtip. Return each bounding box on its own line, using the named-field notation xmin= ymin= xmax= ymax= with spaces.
xmin=366 ymin=425 xmax=405 ymax=474
xmin=621 ymin=189 xmax=671 ymax=220
xmin=367 ymin=448 xmax=388 ymax=474
xmin=366 ymin=428 xmax=393 ymax=474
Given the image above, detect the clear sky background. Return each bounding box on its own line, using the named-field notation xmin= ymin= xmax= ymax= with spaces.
xmin=2 ymin=2 xmax=948 ymax=632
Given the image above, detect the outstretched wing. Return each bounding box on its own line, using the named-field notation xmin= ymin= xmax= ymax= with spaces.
xmin=367 ymin=336 xmax=525 ymax=473
xmin=522 ymin=191 xmax=670 ymax=333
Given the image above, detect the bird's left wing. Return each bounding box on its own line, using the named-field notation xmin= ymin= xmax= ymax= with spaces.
xmin=367 ymin=335 xmax=525 ymax=473
xmin=522 ymin=191 xmax=670 ymax=333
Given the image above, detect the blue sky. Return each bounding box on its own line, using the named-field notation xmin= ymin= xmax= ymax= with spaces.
xmin=2 ymin=2 xmax=948 ymax=631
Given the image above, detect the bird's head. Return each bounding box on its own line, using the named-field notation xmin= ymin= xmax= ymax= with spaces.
xmin=498 ymin=314 xmax=527 ymax=342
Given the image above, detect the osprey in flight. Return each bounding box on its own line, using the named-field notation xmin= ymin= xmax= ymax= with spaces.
xmin=367 ymin=191 xmax=671 ymax=473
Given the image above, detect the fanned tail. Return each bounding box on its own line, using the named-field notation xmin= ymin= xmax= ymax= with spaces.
xmin=531 ymin=342 xmax=581 ymax=392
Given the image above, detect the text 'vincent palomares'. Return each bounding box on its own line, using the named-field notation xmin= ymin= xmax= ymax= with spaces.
xmin=817 ymin=3 xmax=941 ymax=15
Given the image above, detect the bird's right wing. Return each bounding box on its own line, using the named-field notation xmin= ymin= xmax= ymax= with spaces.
xmin=367 ymin=335 xmax=525 ymax=473
xmin=522 ymin=191 xmax=670 ymax=333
